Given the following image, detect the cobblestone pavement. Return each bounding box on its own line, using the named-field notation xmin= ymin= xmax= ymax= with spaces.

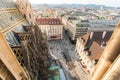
xmin=48 ymin=31 xmax=89 ymax=80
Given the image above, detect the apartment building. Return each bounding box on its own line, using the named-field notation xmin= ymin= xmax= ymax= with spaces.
xmin=62 ymin=16 xmax=78 ymax=30
xmin=37 ymin=18 xmax=63 ymax=40
xmin=75 ymin=31 xmax=113 ymax=75
xmin=42 ymin=9 xmax=56 ymax=18
xmin=66 ymin=19 xmax=89 ymax=43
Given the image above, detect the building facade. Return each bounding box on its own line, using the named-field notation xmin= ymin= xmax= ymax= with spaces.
xmin=66 ymin=20 xmax=89 ymax=43
xmin=75 ymin=31 xmax=113 ymax=75
xmin=37 ymin=18 xmax=63 ymax=40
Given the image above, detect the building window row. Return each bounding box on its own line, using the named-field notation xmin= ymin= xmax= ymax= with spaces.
xmin=39 ymin=21 xmax=60 ymax=25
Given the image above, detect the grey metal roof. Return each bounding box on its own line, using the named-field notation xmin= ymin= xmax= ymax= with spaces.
xmin=0 ymin=0 xmax=30 ymax=46
xmin=4 ymin=21 xmax=29 ymax=46
xmin=0 ymin=12 xmax=24 ymax=31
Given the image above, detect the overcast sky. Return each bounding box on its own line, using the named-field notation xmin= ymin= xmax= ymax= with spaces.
xmin=28 ymin=0 xmax=120 ymax=7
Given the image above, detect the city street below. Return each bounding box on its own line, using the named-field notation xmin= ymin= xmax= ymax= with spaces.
xmin=48 ymin=31 xmax=89 ymax=80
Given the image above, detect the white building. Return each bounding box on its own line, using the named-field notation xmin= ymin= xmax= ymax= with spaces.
xmin=64 ymin=19 xmax=89 ymax=43
xmin=37 ymin=18 xmax=63 ymax=40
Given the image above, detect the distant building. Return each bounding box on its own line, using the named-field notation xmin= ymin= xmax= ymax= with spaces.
xmin=64 ymin=19 xmax=89 ymax=43
xmin=62 ymin=16 xmax=69 ymax=30
xmin=56 ymin=10 xmax=66 ymax=20
xmin=42 ymin=9 xmax=56 ymax=18
xmin=75 ymin=31 xmax=113 ymax=75
xmin=89 ymin=20 xmax=118 ymax=28
xmin=62 ymin=16 xmax=78 ymax=29
xmin=37 ymin=18 xmax=63 ymax=40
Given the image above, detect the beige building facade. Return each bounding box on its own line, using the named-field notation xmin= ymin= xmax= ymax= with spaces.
xmin=37 ymin=18 xmax=63 ymax=40
xmin=66 ymin=20 xmax=89 ymax=43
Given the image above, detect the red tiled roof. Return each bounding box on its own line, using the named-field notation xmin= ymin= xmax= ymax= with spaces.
xmin=79 ymin=31 xmax=113 ymax=60
xmin=80 ymin=31 xmax=113 ymax=46
xmin=89 ymin=41 xmax=104 ymax=60
xmin=37 ymin=18 xmax=63 ymax=25
xmin=78 ymin=32 xmax=90 ymax=46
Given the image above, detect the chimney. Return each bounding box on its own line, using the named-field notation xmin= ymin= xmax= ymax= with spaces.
xmin=90 ymin=32 xmax=94 ymax=40
xmin=102 ymin=31 xmax=107 ymax=39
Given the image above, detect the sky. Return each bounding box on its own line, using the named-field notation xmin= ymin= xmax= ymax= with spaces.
xmin=28 ymin=0 xmax=120 ymax=7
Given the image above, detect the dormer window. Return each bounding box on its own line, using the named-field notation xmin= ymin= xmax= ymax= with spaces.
xmin=80 ymin=37 xmax=83 ymax=40
xmin=93 ymin=59 xmax=98 ymax=65
xmin=86 ymin=51 xmax=91 ymax=56
xmin=84 ymin=47 xmax=88 ymax=51
xmin=52 ymin=22 xmax=54 ymax=24
xmin=82 ymin=39 xmax=85 ymax=43
xmin=81 ymin=37 xmax=85 ymax=43
xmin=49 ymin=22 xmax=51 ymax=24
xmin=57 ymin=22 xmax=59 ymax=24
xmin=101 ymin=41 xmax=106 ymax=48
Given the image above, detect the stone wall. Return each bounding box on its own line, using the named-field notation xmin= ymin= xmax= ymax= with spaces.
xmin=11 ymin=25 xmax=50 ymax=80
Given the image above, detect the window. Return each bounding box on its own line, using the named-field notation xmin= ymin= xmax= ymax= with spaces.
xmin=86 ymin=51 xmax=91 ymax=56
xmin=24 ymin=14 xmax=26 ymax=19
xmin=52 ymin=22 xmax=54 ymax=24
xmin=84 ymin=47 xmax=88 ymax=51
xmin=29 ymin=14 xmax=31 ymax=19
xmin=54 ymin=22 xmax=56 ymax=24
xmin=49 ymin=22 xmax=51 ymax=24
xmin=57 ymin=22 xmax=59 ymax=24
xmin=93 ymin=59 xmax=98 ymax=65
xmin=22 ymin=7 xmax=23 ymax=9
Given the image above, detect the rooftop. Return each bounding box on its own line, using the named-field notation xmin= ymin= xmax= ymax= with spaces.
xmin=89 ymin=41 xmax=104 ymax=60
xmin=69 ymin=20 xmax=90 ymax=27
xmin=78 ymin=31 xmax=113 ymax=61
xmin=79 ymin=32 xmax=90 ymax=46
